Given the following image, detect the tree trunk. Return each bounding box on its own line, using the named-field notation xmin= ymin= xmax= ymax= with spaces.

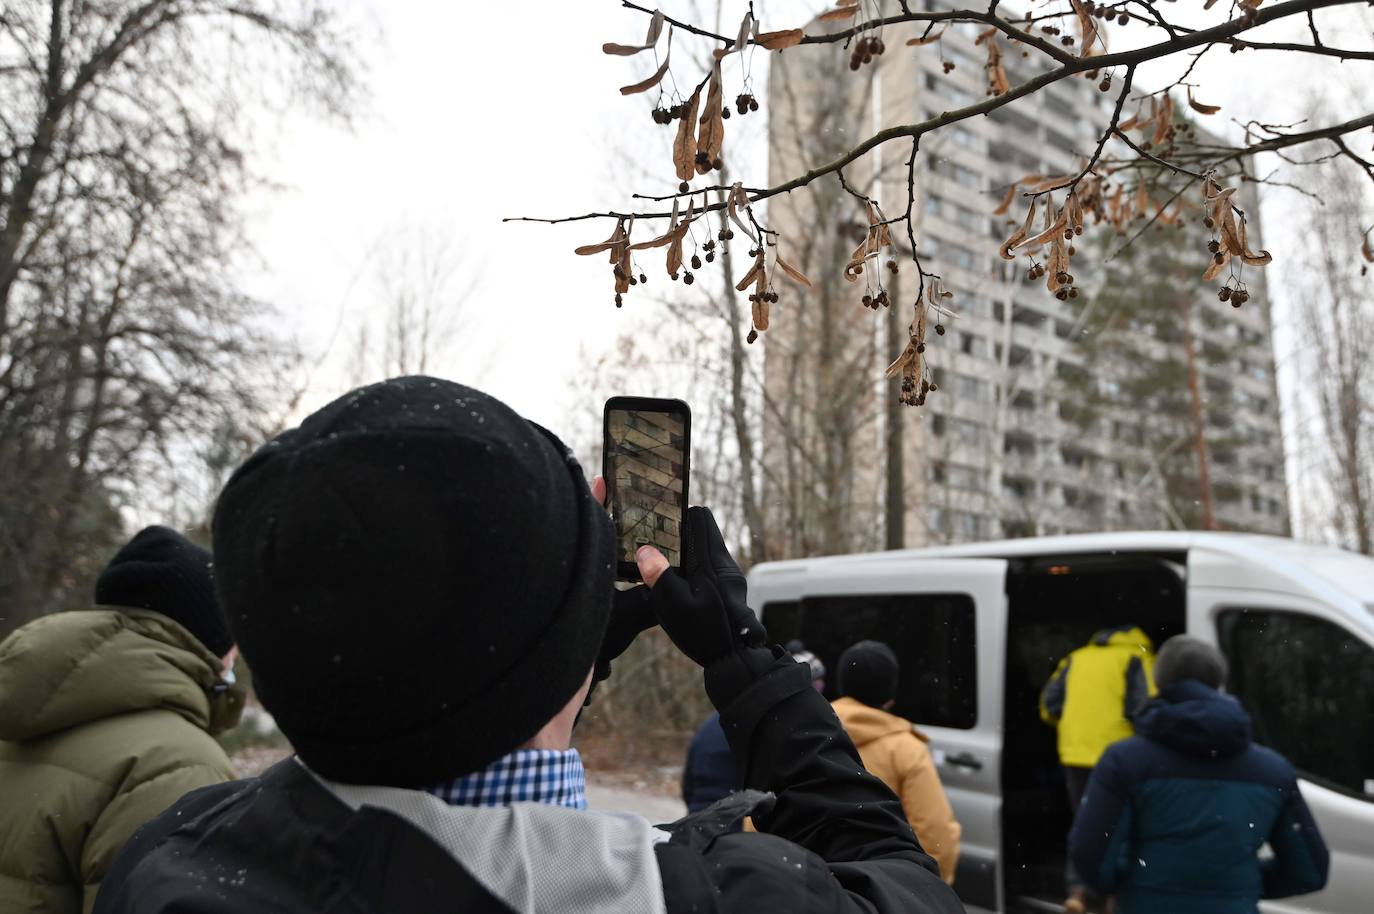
xmin=884 ymin=270 xmax=904 ymax=549
xmin=714 ymin=180 xmax=768 ymax=566
xmin=1179 ymin=297 xmax=1217 ymax=530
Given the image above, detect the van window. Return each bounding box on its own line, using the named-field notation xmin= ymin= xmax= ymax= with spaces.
xmin=1218 ymin=609 xmax=1374 ymax=800
xmin=761 ymin=594 xmax=977 ymax=729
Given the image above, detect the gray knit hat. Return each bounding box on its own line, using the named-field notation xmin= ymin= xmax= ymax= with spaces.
xmin=1154 ymin=635 xmax=1228 ymax=690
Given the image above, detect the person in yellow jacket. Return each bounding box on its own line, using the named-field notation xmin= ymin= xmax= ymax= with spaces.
xmin=832 ymin=640 xmax=961 ymax=884
xmin=1039 ymin=625 xmax=1156 ymax=913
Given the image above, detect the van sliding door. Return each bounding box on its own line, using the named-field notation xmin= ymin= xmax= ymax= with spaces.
xmin=755 ymin=558 xmax=1008 ymax=913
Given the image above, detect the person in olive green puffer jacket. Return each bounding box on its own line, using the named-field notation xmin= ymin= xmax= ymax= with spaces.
xmin=0 ymin=526 xmax=244 ymax=914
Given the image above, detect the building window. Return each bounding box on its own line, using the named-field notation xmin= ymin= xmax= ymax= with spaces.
xmin=953 ymin=373 xmax=990 ymax=401
xmin=1218 ymin=609 xmax=1374 ymax=800
xmin=947 ymin=463 xmax=987 ymax=492
xmin=925 ymin=193 xmax=983 ymax=233
xmin=951 ymin=510 xmax=992 ymax=540
xmin=925 ymin=73 xmax=977 ymax=109
xmin=925 ymin=238 xmax=983 ymax=272
xmin=762 ymin=593 xmax=979 ymax=729
xmin=950 ymin=417 xmax=985 ymax=446
xmin=933 ymin=158 xmax=985 ymax=190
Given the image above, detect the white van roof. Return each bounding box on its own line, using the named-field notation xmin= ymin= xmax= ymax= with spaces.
xmin=750 ymin=532 xmax=1374 ymax=628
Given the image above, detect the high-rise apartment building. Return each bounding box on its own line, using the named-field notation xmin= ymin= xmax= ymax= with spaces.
xmin=762 ymin=1 xmax=1289 ymax=552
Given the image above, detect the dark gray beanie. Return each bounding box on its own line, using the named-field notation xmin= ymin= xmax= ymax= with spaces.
xmin=837 ymin=640 xmax=900 ymax=707
xmin=1155 ymin=635 xmax=1228 ymax=690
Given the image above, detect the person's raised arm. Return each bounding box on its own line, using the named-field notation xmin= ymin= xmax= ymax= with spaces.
xmin=636 ymin=508 xmax=955 ymax=878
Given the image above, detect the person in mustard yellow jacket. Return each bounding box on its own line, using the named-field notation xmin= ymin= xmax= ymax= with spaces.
xmin=1040 ymin=625 xmax=1156 ymax=913
xmin=833 ymin=640 xmax=961 ymax=884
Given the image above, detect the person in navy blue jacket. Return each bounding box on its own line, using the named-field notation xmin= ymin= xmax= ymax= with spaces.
xmin=1069 ymin=635 xmax=1329 ymax=914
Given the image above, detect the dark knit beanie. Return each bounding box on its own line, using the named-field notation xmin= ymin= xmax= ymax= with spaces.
xmin=212 ymin=376 xmax=615 ymax=787
xmin=837 ymin=640 xmax=900 ymax=707
xmin=95 ymin=526 xmax=231 ymax=657
xmin=1155 ymin=635 xmax=1229 ymax=690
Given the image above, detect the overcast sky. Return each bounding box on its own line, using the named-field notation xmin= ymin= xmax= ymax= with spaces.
xmin=240 ymin=0 xmax=1368 ymax=462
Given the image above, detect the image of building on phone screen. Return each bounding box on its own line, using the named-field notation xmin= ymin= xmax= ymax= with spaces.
xmin=609 ymin=410 xmax=685 ymax=566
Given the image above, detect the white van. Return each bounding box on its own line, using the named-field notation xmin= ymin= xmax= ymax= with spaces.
xmin=747 ymin=532 xmax=1374 ymax=914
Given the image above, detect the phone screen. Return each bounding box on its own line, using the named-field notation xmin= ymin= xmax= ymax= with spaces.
xmin=603 ymin=397 xmax=690 ymax=579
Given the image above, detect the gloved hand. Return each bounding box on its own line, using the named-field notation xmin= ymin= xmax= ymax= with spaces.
xmin=584 ymin=474 xmax=660 ymax=706
xmin=635 ymin=507 xmax=767 ymax=668
xmin=592 ymin=584 xmax=657 ymax=685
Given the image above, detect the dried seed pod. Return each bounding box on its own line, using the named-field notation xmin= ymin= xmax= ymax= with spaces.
xmin=684 ymin=272 xmax=695 ymax=285
xmin=747 ymin=328 xmax=758 ymax=344
xmin=1219 ymin=287 xmax=1231 ymax=301
xmin=615 ymin=294 xmax=623 ymax=308
xmin=691 ymin=254 xmax=702 ymax=270
xmin=935 ymin=324 xmax=946 ymax=335
xmin=639 ymin=272 xmax=648 ymax=284
xmin=679 ymin=181 xmax=690 ymax=193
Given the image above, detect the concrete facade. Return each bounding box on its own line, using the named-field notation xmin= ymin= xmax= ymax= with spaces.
xmin=762 ymin=0 xmax=1289 ymax=549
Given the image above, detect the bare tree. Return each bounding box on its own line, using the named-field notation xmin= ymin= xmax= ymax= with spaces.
xmin=1291 ymin=124 xmax=1374 ymax=553
xmin=345 ymin=224 xmax=480 ymax=384
xmin=0 ymin=1 xmax=357 ymax=636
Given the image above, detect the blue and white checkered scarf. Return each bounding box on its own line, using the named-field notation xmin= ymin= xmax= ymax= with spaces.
xmin=425 ymin=748 xmax=588 ymax=810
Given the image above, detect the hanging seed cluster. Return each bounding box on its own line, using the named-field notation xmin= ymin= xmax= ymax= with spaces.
xmin=887 ymin=279 xmax=955 ymax=406
xmin=1200 ymin=174 xmax=1270 ymax=305
xmin=845 ymin=202 xmax=899 ymax=311
xmin=849 ymin=35 xmax=885 ymax=70
xmin=1000 ymin=191 xmax=1086 ymax=300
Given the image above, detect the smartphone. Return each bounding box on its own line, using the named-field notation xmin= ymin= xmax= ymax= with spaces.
xmin=603 ymin=397 xmax=691 ymax=582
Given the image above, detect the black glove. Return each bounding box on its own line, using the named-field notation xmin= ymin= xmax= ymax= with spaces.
xmin=647 ymin=506 xmax=767 ymax=668
xmin=584 ymin=584 xmax=658 ymax=705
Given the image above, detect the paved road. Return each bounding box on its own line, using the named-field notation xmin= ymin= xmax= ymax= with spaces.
xmin=586 ymin=781 xmax=686 ymax=824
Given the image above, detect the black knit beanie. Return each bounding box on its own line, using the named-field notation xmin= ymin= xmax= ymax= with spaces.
xmin=212 ymin=376 xmax=615 ymax=787
xmin=95 ymin=526 xmax=231 ymax=657
xmin=837 ymin=640 xmax=900 ymax=707
xmin=1155 ymin=635 xmax=1229 ymax=690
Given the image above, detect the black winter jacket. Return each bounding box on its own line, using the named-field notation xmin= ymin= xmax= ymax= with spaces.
xmin=94 ymin=655 xmax=965 ymax=913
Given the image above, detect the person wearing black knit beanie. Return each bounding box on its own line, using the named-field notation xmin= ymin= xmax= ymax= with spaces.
xmin=93 ymin=376 xmax=965 ymax=914
xmin=0 ymin=526 xmax=242 ymax=914
xmin=832 ymin=640 xmax=963 ymax=883
xmin=95 ymin=525 xmax=233 ymax=657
